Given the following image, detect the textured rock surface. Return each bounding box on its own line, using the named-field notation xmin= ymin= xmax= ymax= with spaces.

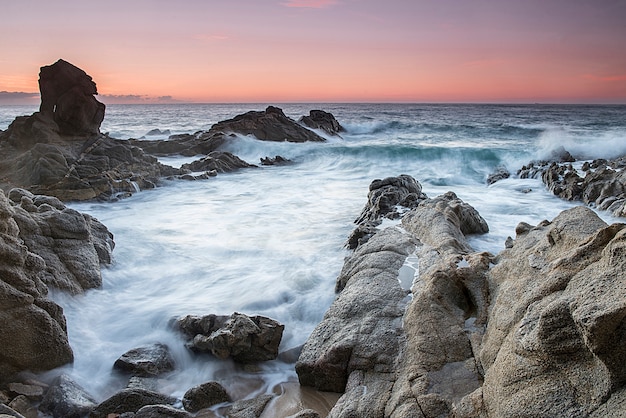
xmin=298 ymin=174 xmax=626 ymax=417
xmin=39 ymin=374 xmax=97 ymax=418
xmin=38 ymin=59 xmax=105 ymax=136
xmin=182 ymin=381 xmax=230 ymax=412
xmin=480 ymin=206 xmax=626 ymax=417
xmin=299 ymin=109 xmax=345 ymax=136
xmin=113 ymin=343 xmax=175 ymax=377
xmin=175 ymin=312 xmax=284 ymax=363
xmin=0 ymin=187 xmax=113 ymax=384
xmin=210 ymin=106 xmax=326 ymax=142
xmin=89 ymin=388 xmax=177 ymax=418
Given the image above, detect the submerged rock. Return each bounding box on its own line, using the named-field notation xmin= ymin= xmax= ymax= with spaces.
xmin=113 ymin=343 xmax=175 ymax=377
xmin=175 ymin=312 xmax=284 ymax=363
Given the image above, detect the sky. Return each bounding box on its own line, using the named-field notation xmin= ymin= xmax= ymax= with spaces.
xmin=1 ymin=0 xmax=626 ymax=104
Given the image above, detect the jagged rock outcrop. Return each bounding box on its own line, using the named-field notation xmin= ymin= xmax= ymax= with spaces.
xmin=180 ymin=151 xmax=256 ymax=173
xmin=298 ymin=174 xmax=626 ymax=417
xmin=209 ymin=106 xmax=326 ymax=142
xmin=128 ymin=131 xmax=228 ymax=157
xmin=0 ymin=187 xmax=113 ymax=384
xmin=519 ymin=156 xmax=626 ymax=218
xmin=38 ymin=59 xmax=105 ymax=136
xmin=479 ymin=206 xmax=626 ymax=417
xmin=299 ymin=110 xmax=345 ymax=136
xmin=174 ymin=312 xmax=284 ymax=363
xmin=297 ymin=175 xmax=491 ymax=417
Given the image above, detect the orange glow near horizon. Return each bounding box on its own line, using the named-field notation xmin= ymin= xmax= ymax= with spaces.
xmin=1 ymin=1 xmax=625 ymax=104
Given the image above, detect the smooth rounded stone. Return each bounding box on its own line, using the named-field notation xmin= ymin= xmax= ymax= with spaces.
xmin=39 ymin=374 xmax=97 ymax=418
xmin=113 ymin=343 xmax=175 ymax=377
xmin=89 ymin=388 xmax=177 ymax=418
xmin=182 ymin=381 xmax=230 ymax=412
xmin=135 ymin=404 xmax=192 ymax=418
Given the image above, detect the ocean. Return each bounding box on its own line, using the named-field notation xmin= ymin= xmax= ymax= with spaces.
xmin=1 ymin=103 xmax=625 ymax=405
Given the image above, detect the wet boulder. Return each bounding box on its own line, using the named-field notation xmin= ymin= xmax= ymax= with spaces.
xmin=180 ymin=151 xmax=255 ymax=173
xmin=209 ymin=106 xmax=326 ymax=142
xmin=113 ymin=343 xmax=175 ymax=377
xmin=299 ymin=110 xmax=345 ymax=136
xmin=182 ymin=381 xmax=230 ymax=412
xmin=175 ymin=312 xmax=284 ymax=363
xmin=39 ymin=374 xmax=97 ymax=418
xmin=89 ymin=388 xmax=177 ymax=418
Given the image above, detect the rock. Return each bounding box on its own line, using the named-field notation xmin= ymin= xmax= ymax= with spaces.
xmin=135 ymin=404 xmax=192 ymax=418
xmin=175 ymin=312 xmax=284 ymax=363
xmin=298 ymin=176 xmax=491 ymax=417
xmin=7 ymin=188 xmax=114 ymax=293
xmin=180 ymin=151 xmax=255 ymax=173
xmin=289 ymin=409 xmax=321 ymax=418
xmin=354 ymin=174 xmax=427 ymax=227
xmin=129 ymin=131 xmax=227 ymax=157
xmin=209 ymin=106 xmax=326 ymax=142
xmin=89 ymin=388 xmax=177 ymax=418
xmin=39 ymin=374 xmax=97 ymax=418
xmin=260 ymin=155 xmax=292 ymax=166
xmin=7 ymin=396 xmax=36 ymax=418
xmin=224 ymin=394 xmax=274 ymax=418
xmin=38 ymin=59 xmax=105 ymax=136
xmin=145 ymin=129 xmax=171 ymax=137
xmin=7 ymin=383 xmax=44 ymax=399
xmin=0 ymin=403 xmax=26 ymax=418
xmin=479 ymin=206 xmax=626 ymax=417
xmin=182 ymin=381 xmax=230 ymax=412
xmin=486 ymin=165 xmax=510 ymax=185
xmin=113 ymin=343 xmax=175 ymax=377
xmin=299 ymin=110 xmax=345 ymax=136
xmin=0 ymin=190 xmax=74 ymax=383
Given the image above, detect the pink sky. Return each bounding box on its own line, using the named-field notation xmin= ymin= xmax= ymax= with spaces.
xmin=1 ymin=0 xmax=625 ymax=104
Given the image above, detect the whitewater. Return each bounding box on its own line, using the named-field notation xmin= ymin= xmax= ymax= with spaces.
xmin=1 ymin=103 xmax=625 ymax=405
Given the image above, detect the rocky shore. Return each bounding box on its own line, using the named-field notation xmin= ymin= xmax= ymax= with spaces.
xmin=1 ymin=60 xmax=625 ymax=417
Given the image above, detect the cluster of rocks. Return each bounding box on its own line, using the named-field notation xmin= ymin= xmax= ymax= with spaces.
xmin=296 ymin=174 xmax=626 ymax=417
xmin=0 ymin=59 xmax=344 ymax=202
xmin=0 ymin=311 xmax=287 ymax=418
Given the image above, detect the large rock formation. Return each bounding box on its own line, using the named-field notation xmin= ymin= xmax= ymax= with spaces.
xmin=38 ymin=59 xmax=105 ymax=136
xmin=299 ymin=109 xmax=345 ymax=136
xmin=209 ymin=105 xmax=327 ymax=142
xmin=296 ymin=174 xmax=626 ymax=417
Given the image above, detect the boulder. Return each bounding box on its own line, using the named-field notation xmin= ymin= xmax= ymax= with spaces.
xmin=113 ymin=343 xmax=175 ymax=377
xmin=129 ymin=131 xmax=227 ymax=157
xmin=354 ymin=174 xmax=427 ymax=227
xmin=135 ymin=404 xmax=193 ymax=418
xmin=480 ymin=206 xmax=626 ymax=417
xmin=182 ymin=381 xmax=230 ymax=412
xmin=89 ymin=388 xmax=177 ymax=418
xmin=7 ymin=188 xmax=114 ymax=293
xmin=38 ymin=59 xmax=105 ymax=136
xmin=224 ymin=394 xmax=274 ymax=418
xmin=209 ymin=106 xmax=326 ymax=142
xmin=260 ymin=155 xmax=292 ymax=166
xmin=0 ymin=190 xmax=74 ymax=383
xmin=39 ymin=374 xmax=97 ymax=418
xmin=175 ymin=312 xmax=284 ymax=363
xmin=180 ymin=151 xmax=255 ymax=173
xmin=486 ymin=165 xmax=510 ymax=185
xmin=0 ymin=404 xmax=27 ymax=418
xmin=299 ymin=110 xmax=345 ymax=136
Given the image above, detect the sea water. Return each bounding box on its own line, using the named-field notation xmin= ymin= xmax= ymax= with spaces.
xmin=2 ymin=103 xmax=625 ymax=403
